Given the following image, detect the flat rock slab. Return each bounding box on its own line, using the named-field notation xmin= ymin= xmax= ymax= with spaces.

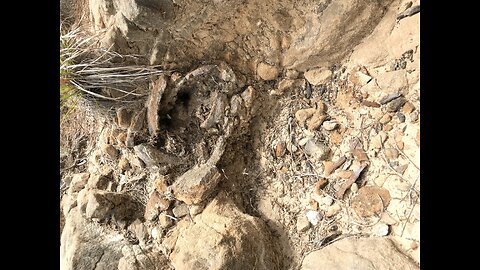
xmin=301 ymin=237 xmax=419 ymax=270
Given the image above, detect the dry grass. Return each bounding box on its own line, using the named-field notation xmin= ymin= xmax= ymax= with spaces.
xmin=60 ymin=26 xmax=166 ymax=103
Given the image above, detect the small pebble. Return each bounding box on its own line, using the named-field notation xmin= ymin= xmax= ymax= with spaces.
xmin=151 ymin=227 xmax=161 ymax=240
xmin=386 ymin=97 xmax=407 ymax=112
xmin=275 ymin=141 xmax=286 ymax=158
xmin=321 ymin=196 xmax=334 ymax=206
xmin=337 ymin=170 xmax=353 ymax=179
xmin=323 ymin=120 xmax=339 ymax=131
xmin=396 ymin=112 xmax=406 ymax=123
xmin=189 ymin=203 xmax=206 ymax=216
xmin=323 ymin=161 xmax=336 ymax=176
xmin=410 ymin=241 xmax=419 ymax=250
xmin=296 ymin=214 xmax=311 ymax=232
xmin=379 ymin=114 xmax=392 ymax=124
xmin=350 ymin=183 xmax=359 ymax=193
xmin=384 ymin=148 xmax=399 ymax=160
xmin=306 ymin=210 xmax=322 ymax=225
xmin=307 ymin=113 xmax=327 ymax=130
xmin=314 ymin=178 xmax=329 ymax=195
xmin=383 ymin=124 xmax=393 ymax=131
xmin=402 ymin=102 xmax=416 ymax=114
xmin=325 ymin=203 xmax=342 ymax=217
xmin=309 ymin=200 xmax=319 ymax=210
xmin=298 ymin=137 xmax=311 ymax=146
xmin=172 ymin=204 xmax=189 ymax=218
xmin=372 ymin=223 xmax=389 ymax=236
xmin=158 ymin=213 xmax=174 ymax=228
xmin=410 ymin=111 xmax=419 ymax=122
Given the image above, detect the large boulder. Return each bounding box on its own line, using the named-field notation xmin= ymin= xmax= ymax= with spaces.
xmin=60 ymin=207 xmax=129 ymax=270
xmin=90 ymin=0 xmax=394 ymax=73
xmin=300 ymin=237 xmax=419 ymax=270
xmin=170 ymin=192 xmax=282 ymax=269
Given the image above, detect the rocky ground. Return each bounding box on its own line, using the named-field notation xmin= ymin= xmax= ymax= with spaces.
xmin=60 ymin=0 xmax=420 ymax=269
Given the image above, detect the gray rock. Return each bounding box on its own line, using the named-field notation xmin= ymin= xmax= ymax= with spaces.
xmin=128 ymin=219 xmax=149 ymax=246
xmin=133 ymin=143 xmax=182 ymax=167
xmin=172 ymin=204 xmax=189 ymax=218
xmin=386 ymin=97 xmax=407 ymax=112
xmin=60 ymin=207 xmax=129 ymax=270
xmin=301 ymin=237 xmax=419 ymax=270
xmin=170 ymin=192 xmax=282 ymax=269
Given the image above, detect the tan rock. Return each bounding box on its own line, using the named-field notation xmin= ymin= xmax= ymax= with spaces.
xmin=277 ymin=79 xmax=295 ymax=93
xmin=295 ymin=108 xmax=317 ymax=126
xmin=144 ymin=191 xmax=171 ymax=221
xmin=102 ymin=144 xmax=119 ymax=160
xmin=172 ymin=163 xmax=222 ymax=205
xmin=301 ymin=237 xmax=420 ymax=270
xmin=307 ymin=113 xmax=327 ymax=131
xmin=69 ymin=173 xmax=90 ymax=193
xmin=275 ymin=140 xmax=286 ymax=158
xmin=348 ymin=70 xmax=372 ymax=86
xmin=383 ymin=123 xmax=393 ymax=131
xmin=172 ymin=204 xmax=189 ymax=218
xmin=117 ymin=157 xmax=131 ymax=172
xmin=384 ymin=148 xmax=399 ymax=160
xmin=402 ymin=101 xmax=416 ymax=114
xmin=379 ymin=114 xmax=392 ymax=124
xmin=146 ymin=75 xmax=167 ymax=136
xmin=116 ymin=107 xmax=133 ymax=129
xmin=322 ymin=120 xmax=338 ymax=131
xmin=323 ymin=161 xmax=336 ymax=177
xmin=286 ymin=69 xmax=299 ymax=79
xmin=87 ymin=174 xmax=111 ymax=190
xmin=314 ymin=178 xmax=329 ymax=195
xmin=304 ymin=68 xmax=332 ymax=86
xmin=116 ymin=131 xmax=127 ymax=146
xmin=351 ymin=186 xmax=391 ymax=218
xmin=158 ymin=213 xmax=174 ymax=228
xmin=330 ymin=131 xmax=343 ymax=145
xmin=257 ymin=62 xmax=279 ymax=81
xmin=155 ymin=176 xmax=169 ymax=193
xmin=351 ymin=149 xmax=369 ymax=162
xmin=325 ymin=203 xmax=342 ymax=218
xmin=296 ymin=214 xmax=311 ymax=232
xmin=337 ymin=170 xmax=353 ymax=179
xmin=170 ymin=192 xmax=280 ymax=269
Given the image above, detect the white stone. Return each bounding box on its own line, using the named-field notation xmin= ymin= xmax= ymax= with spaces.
xmin=306 ymin=210 xmax=321 ymax=226
xmin=322 ymin=120 xmax=339 ymax=131
xmin=372 ymin=223 xmax=389 ymax=236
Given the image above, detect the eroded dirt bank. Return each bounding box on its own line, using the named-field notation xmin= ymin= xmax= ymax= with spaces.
xmin=60 ymin=0 xmax=420 ymax=269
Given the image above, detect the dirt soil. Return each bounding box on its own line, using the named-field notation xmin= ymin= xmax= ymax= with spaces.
xmin=60 ymin=0 xmax=420 ymax=269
